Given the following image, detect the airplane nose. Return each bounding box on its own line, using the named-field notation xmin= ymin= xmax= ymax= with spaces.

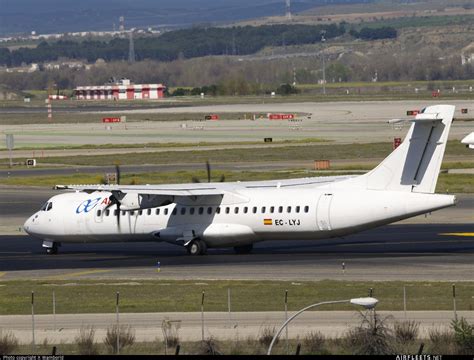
xmin=23 ymin=216 xmax=32 ymax=234
xmin=23 ymin=214 xmax=38 ymax=235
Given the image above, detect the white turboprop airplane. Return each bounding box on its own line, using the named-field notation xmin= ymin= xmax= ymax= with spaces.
xmin=24 ymin=104 xmax=457 ymax=255
xmin=461 ymin=132 xmax=474 ymax=149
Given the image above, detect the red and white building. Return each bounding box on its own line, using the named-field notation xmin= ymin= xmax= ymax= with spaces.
xmin=74 ymin=79 xmax=166 ymax=100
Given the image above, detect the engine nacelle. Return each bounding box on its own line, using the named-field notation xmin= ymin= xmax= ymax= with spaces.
xmin=119 ymin=193 xmax=173 ymax=211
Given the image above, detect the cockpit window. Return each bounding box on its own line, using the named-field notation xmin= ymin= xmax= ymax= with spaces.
xmin=40 ymin=202 xmax=48 ymax=211
xmin=46 ymin=202 xmax=53 ymax=211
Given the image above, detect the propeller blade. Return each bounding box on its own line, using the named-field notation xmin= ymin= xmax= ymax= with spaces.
xmin=206 ymin=160 xmax=211 ymax=183
xmin=115 ymin=164 xmax=121 ymax=185
xmin=105 ymin=193 xmax=121 ymax=227
xmin=116 ymin=205 xmax=120 ymax=226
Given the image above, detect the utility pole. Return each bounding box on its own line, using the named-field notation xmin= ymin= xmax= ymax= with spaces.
xmin=321 ymin=32 xmax=326 ymax=95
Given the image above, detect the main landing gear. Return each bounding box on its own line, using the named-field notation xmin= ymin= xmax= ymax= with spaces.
xmin=233 ymin=244 xmax=253 ymax=254
xmin=186 ymin=240 xmax=208 ymax=255
xmin=43 ymin=241 xmax=60 ymax=255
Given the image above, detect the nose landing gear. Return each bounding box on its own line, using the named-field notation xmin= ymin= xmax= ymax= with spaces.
xmin=43 ymin=241 xmax=60 ymax=255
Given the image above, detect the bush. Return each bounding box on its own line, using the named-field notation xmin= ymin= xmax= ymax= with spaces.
xmin=0 ymin=331 xmax=19 ymax=354
xmin=276 ymin=83 xmax=299 ymax=95
xmin=104 ymin=325 xmax=135 ymax=354
xmin=344 ymin=310 xmax=396 ymax=355
xmin=258 ymin=326 xmax=278 ymax=347
xmin=428 ymin=327 xmax=457 ymax=354
xmin=75 ymin=326 xmax=99 ymax=355
xmin=303 ymin=331 xmax=326 ymax=354
xmin=161 ymin=318 xmax=181 ymax=349
xmin=451 ymin=317 xmax=474 ymax=354
xmin=394 ymin=320 xmax=419 ymax=344
xmin=198 ymin=337 xmax=222 ymax=355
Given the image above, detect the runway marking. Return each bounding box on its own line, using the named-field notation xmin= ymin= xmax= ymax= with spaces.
xmin=439 ymin=233 xmax=474 ymax=237
xmin=46 ymin=269 xmax=111 ymax=280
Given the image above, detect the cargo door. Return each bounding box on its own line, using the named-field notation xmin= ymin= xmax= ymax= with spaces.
xmin=316 ymin=193 xmax=333 ymax=231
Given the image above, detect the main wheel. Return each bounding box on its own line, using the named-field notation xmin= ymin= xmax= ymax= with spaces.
xmin=233 ymin=243 xmax=253 ymax=254
xmin=187 ymin=240 xmax=207 ymax=256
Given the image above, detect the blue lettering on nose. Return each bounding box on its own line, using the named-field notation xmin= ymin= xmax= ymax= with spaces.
xmin=76 ymin=197 xmax=102 ymax=214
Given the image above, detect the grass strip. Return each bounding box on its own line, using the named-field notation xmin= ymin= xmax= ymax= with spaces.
xmin=0 ymin=280 xmax=473 ymax=315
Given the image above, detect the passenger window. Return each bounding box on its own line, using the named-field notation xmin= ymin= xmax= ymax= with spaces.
xmin=172 ymin=208 xmax=177 ymax=215
xmin=199 ymin=207 xmax=204 ymax=215
xmin=190 ymin=207 xmax=195 ymax=215
xmin=278 ymin=206 xmax=283 ymax=213
xmin=138 ymin=210 xmax=143 ymax=216
xmin=130 ymin=211 xmax=135 ymax=216
xmin=244 ymin=207 xmax=248 ymax=214
xmin=234 ymin=207 xmax=239 ymax=214
xmin=47 ymin=202 xmax=53 ymax=211
xmin=156 ymin=208 xmax=160 ymax=215
xmin=105 ymin=209 xmax=110 ymax=216
xmin=114 ymin=210 xmax=118 ymax=216
xmin=270 ymin=206 xmax=274 ymax=213
xmin=261 ymin=206 xmax=266 ymax=213
xmin=164 ymin=208 xmax=169 ymax=215
xmin=207 ymin=207 xmax=212 ymax=214
xmin=97 ymin=210 xmax=102 ymax=217
xmin=252 ymin=207 xmax=257 ymax=214
xmin=226 ymin=207 xmax=230 ymax=214
xmin=216 ymin=207 xmax=220 ymax=214
xmin=122 ymin=211 xmax=126 ymax=216
xmin=287 ymin=206 xmax=291 ymax=213
xmin=181 ymin=207 xmax=186 ymax=215
xmin=147 ymin=209 xmax=151 ymax=216
xmin=296 ymin=206 xmax=300 ymax=213
xmin=304 ymin=206 xmax=309 ymax=213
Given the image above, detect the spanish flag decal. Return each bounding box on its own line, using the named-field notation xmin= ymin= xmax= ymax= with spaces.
xmin=263 ymin=219 xmax=272 ymax=226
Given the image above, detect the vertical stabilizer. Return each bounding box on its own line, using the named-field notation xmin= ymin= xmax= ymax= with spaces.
xmin=360 ymin=105 xmax=455 ymax=193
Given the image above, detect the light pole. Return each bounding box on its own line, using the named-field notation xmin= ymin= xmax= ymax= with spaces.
xmin=267 ymin=297 xmax=378 ymax=355
xmin=321 ymin=32 xmax=326 ymax=95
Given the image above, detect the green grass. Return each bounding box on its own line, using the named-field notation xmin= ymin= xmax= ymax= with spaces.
xmin=6 ymin=140 xmax=470 ymax=167
xmin=0 ymin=138 xmax=329 ymax=152
xmin=0 ymin=280 xmax=473 ymax=315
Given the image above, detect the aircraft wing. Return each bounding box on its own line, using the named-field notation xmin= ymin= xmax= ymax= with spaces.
xmin=55 ymin=174 xmax=355 ymax=194
xmin=55 ymin=184 xmax=225 ymax=196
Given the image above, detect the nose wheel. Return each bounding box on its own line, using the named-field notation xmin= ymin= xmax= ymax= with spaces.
xmin=186 ymin=240 xmax=207 ymax=255
xmin=43 ymin=241 xmax=60 ymax=255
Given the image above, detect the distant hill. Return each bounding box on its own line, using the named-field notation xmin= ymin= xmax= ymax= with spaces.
xmin=0 ymin=0 xmax=372 ymax=35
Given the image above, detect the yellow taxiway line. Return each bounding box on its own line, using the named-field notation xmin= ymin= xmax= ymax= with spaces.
xmin=439 ymin=232 xmax=474 ymax=237
xmin=46 ymin=269 xmax=111 ymax=280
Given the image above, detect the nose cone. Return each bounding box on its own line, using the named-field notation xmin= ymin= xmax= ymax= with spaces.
xmin=23 ymin=215 xmax=35 ymax=236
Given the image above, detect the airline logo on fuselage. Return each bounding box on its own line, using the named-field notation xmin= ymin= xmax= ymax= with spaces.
xmin=76 ymin=197 xmax=102 ymax=214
